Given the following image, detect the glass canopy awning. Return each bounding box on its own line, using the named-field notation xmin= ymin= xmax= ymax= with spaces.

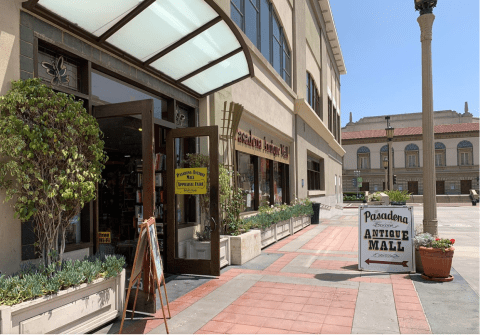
xmin=23 ymin=0 xmax=254 ymax=98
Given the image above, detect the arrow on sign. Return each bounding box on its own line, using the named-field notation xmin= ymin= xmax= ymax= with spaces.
xmin=365 ymin=259 xmax=408 ymax=267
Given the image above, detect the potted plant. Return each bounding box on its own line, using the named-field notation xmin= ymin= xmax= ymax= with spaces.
xmin=385 ymin=190 xmax=411 ymax=205
xmin=413 ymin=231 xmax=435 ymax=273
xmin=414 ymin=232 xmax=455 ymax=282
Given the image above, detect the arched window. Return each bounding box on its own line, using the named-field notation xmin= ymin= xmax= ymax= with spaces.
xmin=380 ymin=145 xmax=394 ymax=169
xmin=435 ymin=142 xmax=446 ymax=167
xmin=306 ymin=72 xmax=321 ymax=119
xmin=357 ymin=146 xmax=370 ymax=170
xmin=457 ymin=140 xmax=473 ymax=166
xmin=405 ymin=143 xmax=419 ymax=168
xmin=231 ymin=0 xmax=291 ymax=86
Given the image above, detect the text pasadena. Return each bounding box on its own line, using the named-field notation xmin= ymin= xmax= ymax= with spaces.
xmin=364 ymin=210 xmax=408 ymax=224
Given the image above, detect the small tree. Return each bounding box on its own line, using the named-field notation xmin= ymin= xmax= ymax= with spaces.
xmin=0 ymin=79 xmax=107 ymax=266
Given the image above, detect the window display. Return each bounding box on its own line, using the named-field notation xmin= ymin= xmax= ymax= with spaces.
xmin=237 ymin=152 xmax=255 ymax=211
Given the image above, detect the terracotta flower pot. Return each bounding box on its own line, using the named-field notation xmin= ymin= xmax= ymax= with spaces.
xmin=418 ymin=246 xmax=454 ymax=279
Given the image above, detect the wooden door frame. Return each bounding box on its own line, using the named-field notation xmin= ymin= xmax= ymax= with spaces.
xmin=93 ymin=99 xmax=154 ymax=292
xmin=166 ymin=126 xmax=220 ymax=276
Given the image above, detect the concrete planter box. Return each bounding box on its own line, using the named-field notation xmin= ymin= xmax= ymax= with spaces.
xmin=0 ymin=269 xmax=125 ymax=334
xmin=276 ymin=219 xmax=291 ymax=240
xmin=185 ymin=237 xmax=230 ymax=268
xmin=292 ymin=216 xmax=303 ymax=233
xmin=187 ymin=240 xmax=211 ymax=260
xmin=302 ymin=216 xmax=311 ymax=228
xmin=220 ymin=235 xmax=231 ymax=268
xmin=260 ymin=224 xmax=276 ymax=248
xmin=230 ymin=230 xmax=261 ymax=265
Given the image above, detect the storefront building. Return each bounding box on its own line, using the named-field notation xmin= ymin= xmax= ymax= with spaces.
xmin=0 ymin=0 xmax=346 ymax=277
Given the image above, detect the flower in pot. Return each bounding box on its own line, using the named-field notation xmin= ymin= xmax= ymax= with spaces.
xmin=414 ymin=232 xmax=455 ymax=281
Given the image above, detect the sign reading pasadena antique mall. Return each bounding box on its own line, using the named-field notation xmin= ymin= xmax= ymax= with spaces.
xmin=175 ymin=168 xmax=207 ymax=194
xmin=358 ymin=206 xmax=415 ymax=273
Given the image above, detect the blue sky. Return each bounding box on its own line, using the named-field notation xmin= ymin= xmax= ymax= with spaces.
xmin=329 ymin=1 xmax=479 ymax=127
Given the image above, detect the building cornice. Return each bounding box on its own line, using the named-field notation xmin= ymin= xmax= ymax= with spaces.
xmin=342 ymin=131 xmax=479 ymax=146
xmin=317 ymin=0 xmax=346 ymax=75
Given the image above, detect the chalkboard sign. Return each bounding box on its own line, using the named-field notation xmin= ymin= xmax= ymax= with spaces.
xmin=146 ymin=218 xmax=164 ymax=282
xmin=131 ymin=227 xmax=147 ymax=280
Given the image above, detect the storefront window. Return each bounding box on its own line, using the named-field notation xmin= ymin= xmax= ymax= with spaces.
xmin=259 ymin=158 xmax=270 ymax=207
xmin=91 ymin=71 xmax=167 ymax=120
xmin=273 ymin=161 xmax=283 ymax=205
xmin=237 ymin=152 xmax=255 ymax=211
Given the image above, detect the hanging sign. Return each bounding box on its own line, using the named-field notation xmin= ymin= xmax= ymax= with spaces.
xmin=358 ymin=205 xmax=415 ymax=273
xmin=175 ymin=168 xmax=207 ymax=194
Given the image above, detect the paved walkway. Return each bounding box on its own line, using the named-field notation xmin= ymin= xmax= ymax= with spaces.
xmin=102 ymin=208 xmax=479 ymax=334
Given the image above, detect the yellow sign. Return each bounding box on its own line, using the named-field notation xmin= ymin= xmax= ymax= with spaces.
xmin=175 ymin=168 xmax=208 ymax=194
xmin=98 ymin=232 xmax=111 ymax=244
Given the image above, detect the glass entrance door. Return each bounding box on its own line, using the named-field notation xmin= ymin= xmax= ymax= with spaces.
xmin=166 ymin=126 xmax=220 ymax=276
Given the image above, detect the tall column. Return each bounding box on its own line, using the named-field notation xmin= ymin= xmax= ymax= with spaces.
xmin=388 ymin=141 xmax=393 ymax=190
xmin=418 ymin=13 xmax=438 ymax=236
xmin=384 ymin=168 xmax=388 ymax=191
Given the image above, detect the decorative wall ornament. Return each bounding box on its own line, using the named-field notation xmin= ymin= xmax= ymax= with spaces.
xmin=41 ymin=55 xmax=69 ymax=86
xmin=175 ymin=112 xmax=186 ymax=127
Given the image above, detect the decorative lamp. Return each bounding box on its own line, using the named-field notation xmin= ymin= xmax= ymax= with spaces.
xmin=383 ymin=156 xmax=389 ymax=169
xmin=414 ymin=0 xmax=437 ymax=15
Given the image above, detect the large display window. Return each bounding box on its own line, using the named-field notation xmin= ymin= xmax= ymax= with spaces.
xmin=236 ymin=151 xmax=289 ymax=212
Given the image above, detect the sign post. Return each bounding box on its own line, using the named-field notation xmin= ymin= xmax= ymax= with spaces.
xmin=358 ymin=205 xmax=415 ymax=273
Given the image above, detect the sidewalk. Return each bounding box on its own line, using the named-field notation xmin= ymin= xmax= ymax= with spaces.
xmin=98 ymin=210 xmax=479 ymax=334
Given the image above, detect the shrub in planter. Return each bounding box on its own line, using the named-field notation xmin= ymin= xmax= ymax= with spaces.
xmin=385 ymin=190 xmax=411 ymax=205
xmin=0 ymin=254 xmax=125 ymax=306
xmin=0 ymin=79 xmax=107 ymax=266
xmin=228 ymin=199 xmax=313 ymax=236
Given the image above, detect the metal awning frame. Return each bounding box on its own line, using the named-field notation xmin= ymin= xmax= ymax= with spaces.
xmin=22 ymin=0 xmax=254 ymax=99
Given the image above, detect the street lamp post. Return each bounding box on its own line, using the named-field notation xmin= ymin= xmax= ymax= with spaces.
xmin=385 ymin=116 xmax=395 ymax=190
xmin=354 ymin=170 xmax=360 ymax=198
xmin=383 ymin=157 xmax=389 ymax=191
xmin=415 ymin=0 xmax=438 ymax=236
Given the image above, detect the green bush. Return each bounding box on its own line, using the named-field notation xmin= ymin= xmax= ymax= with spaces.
xmin=385 ymin=189 xmax=411 ymax=203
xmin=228 ymin=199 xmax=314 ymax=236
xmin=0 ymin=254 xmax=125 ymax=306
xmin=343 ymin=194 xmax=364 ymax=201
xmin=0 ymin=79 xmax=107 ymax=266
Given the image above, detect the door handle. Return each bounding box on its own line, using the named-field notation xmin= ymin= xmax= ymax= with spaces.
xmin=210 ymin=216 xmax=216 ymax=232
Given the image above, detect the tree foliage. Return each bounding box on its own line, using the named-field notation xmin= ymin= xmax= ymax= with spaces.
xmin=0 ymin=79 xmax=107 ymax=266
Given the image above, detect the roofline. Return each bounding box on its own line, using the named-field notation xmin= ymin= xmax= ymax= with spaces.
xmin=318 ymin=0 xmax=346 ymax=75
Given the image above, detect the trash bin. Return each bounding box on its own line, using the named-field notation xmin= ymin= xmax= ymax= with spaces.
xmin=311 ymin=203 xmax=320 ymax=224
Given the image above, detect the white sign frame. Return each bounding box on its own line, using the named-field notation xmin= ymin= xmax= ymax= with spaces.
xmin=358 ymin=205 xmax=415 ymax=273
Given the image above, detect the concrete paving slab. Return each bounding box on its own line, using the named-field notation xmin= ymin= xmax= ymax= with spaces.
xmin=351 ymin=326 xmax=399 ymax=334
xmin=222 ymin=252 xmax=283 ymax=271
xmin=412 ymin=268 xmax=479 ymax=334
xmin=358 ymin=282 xmax=393 ymax=292
xmin=296 ymin=249 xmax=358 ymax=255
xmin=353 ymin=289 xmax=399 ymax=333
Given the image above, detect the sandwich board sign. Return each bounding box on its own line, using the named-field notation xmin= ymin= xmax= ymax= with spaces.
xmin=358 ymin=205 xmax=415 ymax=273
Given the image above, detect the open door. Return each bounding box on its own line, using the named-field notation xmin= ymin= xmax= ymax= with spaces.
xmin=166 ymin=126 xmax=220 ymax=276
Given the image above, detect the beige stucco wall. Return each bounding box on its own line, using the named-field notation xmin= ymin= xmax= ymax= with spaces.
xmin=0 ymin=0 xmax=22 ymax=275
xmin=305 ymin=0 xmax=321 ymax=68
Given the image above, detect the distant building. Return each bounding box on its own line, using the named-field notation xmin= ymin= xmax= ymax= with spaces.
xmin=342 ymin=109 xmax=479 ymax=195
